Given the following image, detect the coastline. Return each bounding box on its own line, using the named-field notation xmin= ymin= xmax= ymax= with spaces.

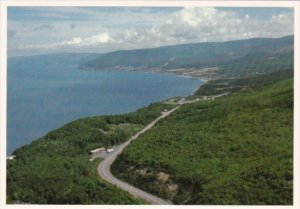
xmin=6 ymin=69 xmax=294 ymax=204
xmin=7 ymin=68 xmax=205 ymax=156
xmin=79 ymin=65 xmax=214 ymax=81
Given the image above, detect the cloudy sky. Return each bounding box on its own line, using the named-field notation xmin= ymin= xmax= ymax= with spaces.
xmin=8 ymin=7 xmax=294 ymax=56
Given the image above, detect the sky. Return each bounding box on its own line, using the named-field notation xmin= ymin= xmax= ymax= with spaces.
xmin=7 ymin=7 xmax=294 ymax=56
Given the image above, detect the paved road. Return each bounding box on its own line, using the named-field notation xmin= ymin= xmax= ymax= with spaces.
xmin=97 ymin=106 xmax=180 ymax=205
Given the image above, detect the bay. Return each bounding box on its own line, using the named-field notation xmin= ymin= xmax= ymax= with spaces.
xmin=7 ymin=61 xmax=203 ymax=154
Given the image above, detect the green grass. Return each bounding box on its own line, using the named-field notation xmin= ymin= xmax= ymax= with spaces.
xmin=7 ymin=102 xmax=173 ymax=204
xmin=111 ymin=77 xmax=293 ymax=205
xmin=217 ymin=51 xmax=293 ymax=78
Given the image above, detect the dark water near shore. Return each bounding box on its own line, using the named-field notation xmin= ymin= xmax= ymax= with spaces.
xmin=7 ymin=62 xmax=203 ymax=154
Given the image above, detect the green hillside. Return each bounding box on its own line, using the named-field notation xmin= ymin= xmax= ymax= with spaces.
xmin=111 ymin=74 xmax=293 ymax=204
xmin=7 ymin=103 xmax=174 ymax=204
xmin=194 ymin=69 xmax=293 ymax=96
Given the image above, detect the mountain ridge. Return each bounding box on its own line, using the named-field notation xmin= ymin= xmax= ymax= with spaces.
xmin=79 ymin=35 xmax=293 ymax=79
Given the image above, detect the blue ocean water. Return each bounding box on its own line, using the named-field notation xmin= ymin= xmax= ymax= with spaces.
xmin=7 ymin=62 xmax=203 ymax=154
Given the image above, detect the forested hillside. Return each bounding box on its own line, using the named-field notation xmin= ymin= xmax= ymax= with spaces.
xmin=7 ymin=103 xmax=174 ymax=204
xmin=7 ymin=51 xmax=294 ymax=205
xmin=111 ymin=72 xmax=294 ymax=204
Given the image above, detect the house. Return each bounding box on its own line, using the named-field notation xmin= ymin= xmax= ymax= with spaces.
xmin=7 ymin=155 xmax=16 ymax=160
xmin=90 ymin=147 xmax=105 ymax=159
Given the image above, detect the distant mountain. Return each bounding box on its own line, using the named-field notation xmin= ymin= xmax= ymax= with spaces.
xmin=9 ymin=53 xmax=103 ymax=66
xmin=80 ymin=35 xmax=293 ymax=78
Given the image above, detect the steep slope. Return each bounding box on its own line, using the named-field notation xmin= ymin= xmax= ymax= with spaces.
xmin=111 ymin=72 xmax=293 ymax=204
xmin=6 ymin=103 xmax=174 ymax=204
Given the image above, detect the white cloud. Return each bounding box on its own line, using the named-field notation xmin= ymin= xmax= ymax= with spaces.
xmin=9 ymin=7 xmax=294 ymax=55
xmin=66 ymin=37 xmax=82 ymax=45
xmin=20 ymin=32 xmax=112 ymax=49
xmin=271 ymin=13 xmax=294 ymax=28
xmin=85 ymin=33 xmax=112 ymax=44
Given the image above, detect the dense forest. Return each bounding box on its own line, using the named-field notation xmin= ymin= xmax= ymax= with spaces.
xmin=7 ymin=103 xmax=174 ymax=204
xmin=111 ymin=71 xmax=294 ymax=204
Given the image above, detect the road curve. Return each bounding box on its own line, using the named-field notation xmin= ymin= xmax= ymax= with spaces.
xmin=97 ymin=106 xmax=180 ymax=205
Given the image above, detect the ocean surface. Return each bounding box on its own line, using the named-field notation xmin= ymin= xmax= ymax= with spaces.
xmin=7 ymin=62 xmax=203 ymax=154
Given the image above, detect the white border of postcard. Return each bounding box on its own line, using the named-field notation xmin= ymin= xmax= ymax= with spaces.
xmin=1 ymin=1 xmax=300 ymax=209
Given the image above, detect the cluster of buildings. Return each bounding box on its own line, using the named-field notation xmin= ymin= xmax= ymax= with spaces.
xmin=202 ymin=96 xmax=215 ymax=101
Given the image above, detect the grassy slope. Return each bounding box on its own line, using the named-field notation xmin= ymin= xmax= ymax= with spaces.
xmin=195 ymin=69 xmax=293 ymax=96
xmin=111 ymin=75 xmax=293 ymax=204
xmin=7 ymin=103 xmax=175 ymax=204
xmin=218 ymin=51 xmax=293 ymax=78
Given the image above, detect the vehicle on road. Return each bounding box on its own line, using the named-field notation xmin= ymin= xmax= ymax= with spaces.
xmin=106 ymin=148 xmax=114 ymax=153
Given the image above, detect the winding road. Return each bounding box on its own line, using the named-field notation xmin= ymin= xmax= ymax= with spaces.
xmin=97 ymin=92 xmax=232 ymax=204
xmin=97 ymin=106 xmax=180 ymax=205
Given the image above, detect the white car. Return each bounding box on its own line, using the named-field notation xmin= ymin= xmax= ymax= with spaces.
xmin=106 ymin=148 xmax=114 ymax=153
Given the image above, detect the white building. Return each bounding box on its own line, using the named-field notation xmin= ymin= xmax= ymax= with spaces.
xmin=7 ymin=155 xmax=16 ymax=160
xmin=90 ymin=147 xmax=105 ymax=159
